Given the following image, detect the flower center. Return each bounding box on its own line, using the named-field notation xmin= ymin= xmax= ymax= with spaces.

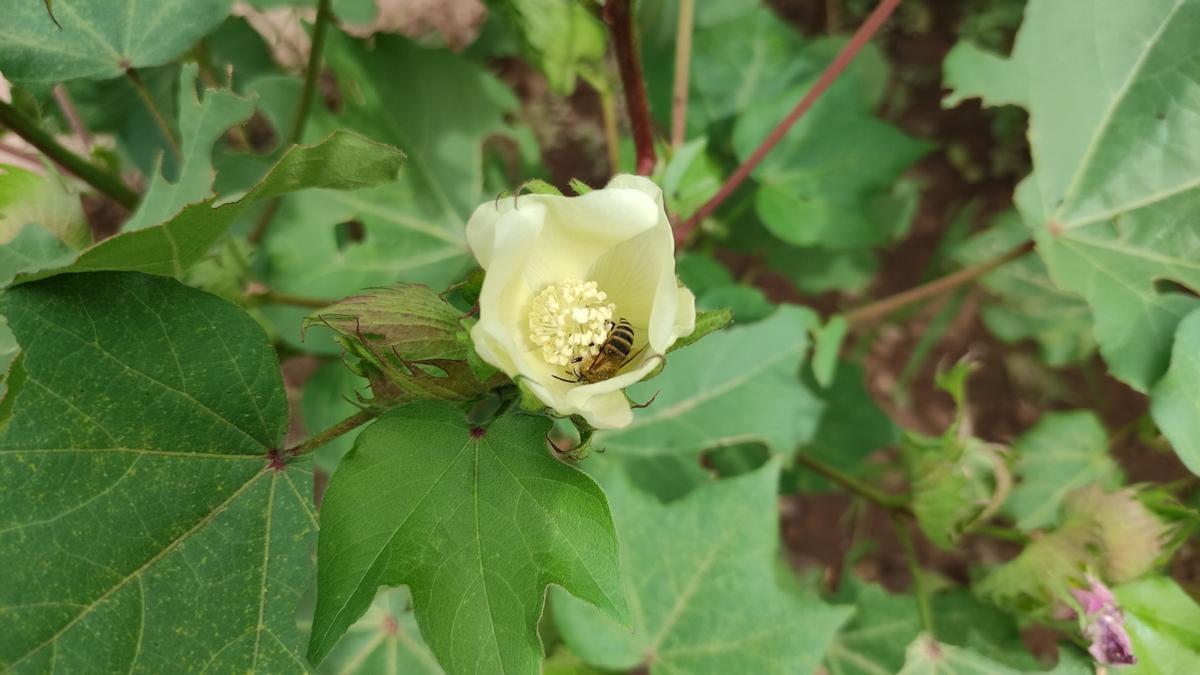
xmin=528 ymin=278 xmax=616 ymax=367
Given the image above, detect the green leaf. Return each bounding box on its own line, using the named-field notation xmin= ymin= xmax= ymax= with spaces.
xmin=553 ymin=459 xmax=851 ymax=673
xmin=666 ymin=306 xmax=733 ymax=353
xmin=0 ymin=272 xmax=315 ymax=672
xmin=953 ymin=211 xmax=1094 ymax=366
xmin=503 ymin=0 xmax=607 ymax=94
xmin=123 ymin=64 xmax=255 ymax=231
xmin=825 ymin=580 xmax=921 ymax=675
xmin=668 ymin=0 xmax=821 ymax=130
xmin=1116 ymin=577 xmax=1200 ymax=673
xmin=941 ymin=41 xmax=1027 ymax=109
xmin=261 ymin=33 xmax=517 ymax=350
xmin=826 ymin=580 xmax=1039 ymax=675
xmin=308 ymin=402 xmax=628 ymax=673
xmin=732 ymin=65 xmax=930 ymax=250
xmin=0 ymin=223 xmax=76 ymax=286
xmin=896 ymin=635 xmax=1032 ymax=675
xmin=1150 ymin=308 xmax=1200 ymax=476
xmin=0 ymin=0 xmax=234 ymax=87
xmin=659 ymin=137 xmax=721 ymax=220
xmin=597 ymin=306 xmax=824 ymax=457
xmin=1004 ymin=411 xmax=1123 ymax=531
xmin=959 ymin=1 xmax=1200 ymax=391
xmin=0 ymin=163 xmax=89 ymax=249
xmin=15 ymin=130 xmax=405 ymax=283
xmin=791 ymin=362 xmax=897 ymax=493
xmin=674 ymin=254 xmax=771 ymax=326
xmin=309 ymin=588 xmax=444 ymax=675
xmin=809 ymin=316 xmax=847 ymax=389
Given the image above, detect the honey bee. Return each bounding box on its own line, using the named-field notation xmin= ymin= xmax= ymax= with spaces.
xmin=556 ymin=318 xmax=644 ymax=384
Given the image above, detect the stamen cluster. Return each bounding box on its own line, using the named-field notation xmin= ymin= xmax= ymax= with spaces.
xmin=528 ymin=278 xmax=615 ymax=367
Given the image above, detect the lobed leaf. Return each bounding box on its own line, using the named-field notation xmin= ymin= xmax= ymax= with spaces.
xmin=0 ymin=0 xmax=234 ymax=87
xmin=308 ymin=402 xmax=628 ymax=674
xmin=946 ymin=0 xmax=1200 ymax=392
xmin=553 ymin=458 xmax=851 ymax=674
xmin=13 ymin=130 xmax=405 ymax=283
xmin=122 ymin=64 xmax=255 ymax=231
xmin=0 ymin=272 xmax=314 ymax=672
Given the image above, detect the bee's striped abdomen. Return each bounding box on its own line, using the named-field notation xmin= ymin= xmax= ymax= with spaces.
xmin=605 ymin=318 xmax=635 ymax=357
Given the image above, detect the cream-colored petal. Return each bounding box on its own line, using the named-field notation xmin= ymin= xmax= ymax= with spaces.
xmin=604 ymin=174 xmax=666 ymax=210
xmin=575 ymin=391 xmax=634 ymax=429
xmin=673 ymin=286 xmax=697 ymax=340
xmin=470 ymin=322 xmax=518 ymax=375
xmin=586 ymin=228 xmax=662 ymax=332
xmin=465 ymin=197 xmax=519 ymax=269
xmin=470 ymin=203 xmax=545 ymax=376
xmin=523 ymin=187 xmax=661 ymax=286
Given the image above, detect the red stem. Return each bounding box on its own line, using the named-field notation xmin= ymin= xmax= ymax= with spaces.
xmin=673 ymin=0 xmax=904 ymax=246
xmin=604 ymin=0 xmax=657 ymax=176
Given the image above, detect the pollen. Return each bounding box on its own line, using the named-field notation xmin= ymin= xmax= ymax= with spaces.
xmin=528 ymin=278 xmax=615 ymax=367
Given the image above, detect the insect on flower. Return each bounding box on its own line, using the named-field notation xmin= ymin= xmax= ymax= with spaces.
xmin=554 ymin=318 xmax=644 ymax=384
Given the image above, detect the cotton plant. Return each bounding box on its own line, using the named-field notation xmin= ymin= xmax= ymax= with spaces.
xmin=3 ymin=0 xmax=1200 ymax=673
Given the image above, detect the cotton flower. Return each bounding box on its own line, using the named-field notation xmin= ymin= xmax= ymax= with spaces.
xmin=466 ymin=174 xmax=696 ymax=429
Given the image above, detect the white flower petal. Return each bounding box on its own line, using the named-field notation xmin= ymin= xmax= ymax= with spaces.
xmin=575 ymin=391 xmax=633 ymax=429
xmin=466 ymin=175 xmax=696 ymax=429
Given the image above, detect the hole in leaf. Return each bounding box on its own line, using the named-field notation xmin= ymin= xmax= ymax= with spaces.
xmin=333 ymin=220 xmax=365 ymax=251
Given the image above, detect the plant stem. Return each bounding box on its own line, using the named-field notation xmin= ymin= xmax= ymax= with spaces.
xmin=252 ymin=287 xmax=335 ymax=309
xmin=249 ymin=0 xmax=333 ymax=244
xmin=0 ymin=99 xmax=139 ymax=209
xmin=892 ymin=512 xmax=935 ymax=634
xmin=670 ymin=0 xmax=695 ymax=149
xmin=793 ymin=450 xmax=907 ymax=511
xmin=286 ymin=408 xmax=376 ymax=457
xmin=603 ymin=0 xmax=657 ymax=176
xmin=126 ymin=67 xmax=181 ymax=159
xmin=290 ymin=0 xmax=333 ymax=146
xmin=842 ymin=240 xmax=1035 ymax=326
xmin=673 ymin=0 xmax=903 ymax=245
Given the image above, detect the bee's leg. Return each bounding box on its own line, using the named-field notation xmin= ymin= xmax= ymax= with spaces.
xmin=552 ymin=374 xmax=575 ymax=383
xmin=630 ymin=390 xmax=660 ymax=409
